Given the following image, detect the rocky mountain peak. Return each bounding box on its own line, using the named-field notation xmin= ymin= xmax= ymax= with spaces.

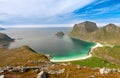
xmin=73 ymin=21 xmax=98 ymax=33
xmin=103 ymin=23 xmax=118 ymax=32
xmin=104 ymin=23 xmax=117 ymax=28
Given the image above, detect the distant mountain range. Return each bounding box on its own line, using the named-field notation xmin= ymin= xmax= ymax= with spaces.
xmin=0 ymin=25 xmax=5 ymax=30
xmin=69 ymin=21 xmax=120 ymax=45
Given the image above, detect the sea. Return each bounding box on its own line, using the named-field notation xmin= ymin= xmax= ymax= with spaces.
xmin=1 ymin=27 xmax=95 ymax=61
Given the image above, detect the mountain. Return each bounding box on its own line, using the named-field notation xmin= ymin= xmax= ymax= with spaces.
xmin=0 ymin=26 xmax=5 ymax=30
xmin=0 ymin=33 xmax=14 ymax=42
xmin=69 ymin=21 xmax=120 ymax=45
xmin=71 ymin=21 xmax=98 ymax=34
xmin=0 ymin=28 xmax=5 ymax=30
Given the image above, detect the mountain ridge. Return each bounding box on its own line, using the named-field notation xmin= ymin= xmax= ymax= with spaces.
xmin=69 ymin=21 xmax=120 ymax=45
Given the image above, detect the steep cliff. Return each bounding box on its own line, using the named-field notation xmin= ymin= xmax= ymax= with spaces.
xmin=69 ymin=21 xmax=120 ymax=45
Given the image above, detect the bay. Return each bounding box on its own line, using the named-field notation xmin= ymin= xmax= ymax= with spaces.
xmin=1 ymin=27 xmax=95 ymax=61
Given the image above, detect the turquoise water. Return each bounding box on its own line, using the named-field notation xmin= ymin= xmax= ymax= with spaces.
xmin=51 ymin=38 xmax=96 ymax=61
xmin=1 ymin=27 xmax=95 ymax=61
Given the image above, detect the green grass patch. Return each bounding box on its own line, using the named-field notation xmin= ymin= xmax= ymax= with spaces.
xmin=70 ymin=57 xmax=120 ymax=68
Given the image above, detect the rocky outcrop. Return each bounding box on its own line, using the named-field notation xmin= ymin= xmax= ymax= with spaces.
xmin=37 ymin=71 xmax=47 ymax=78
xmin=71 ymin=21 xmax=98 ymax=34
xmin=99 ymin=68 xmax=120 ymax=74
xmin=0 ymin=75 xmax=4 ymax=78
xmin=102 ymin=23 xmax=119 ymax=32
xmin=69 ymin=21 xmax=120 ymax=45
xmin=0 ymin=33 xmax=14 ymax=42
xmin=56 ymin=32 xmax=64 ymax=37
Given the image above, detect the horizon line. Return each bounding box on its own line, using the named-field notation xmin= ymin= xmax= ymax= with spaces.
xmin=1 ymin=22 xmax=120 ymax=28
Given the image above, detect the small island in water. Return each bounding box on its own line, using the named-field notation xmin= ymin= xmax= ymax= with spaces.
xmin=1 ymin=21 xmax=120 ymax=78
xmin=55 ymin=31 xmax=64 ymax=37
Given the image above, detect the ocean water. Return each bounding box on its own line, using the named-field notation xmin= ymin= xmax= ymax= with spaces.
xmin=1 ymin=27 xmax=95 ymax=61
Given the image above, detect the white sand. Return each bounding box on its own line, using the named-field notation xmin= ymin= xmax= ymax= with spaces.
xmin=50 ymin=43 xmax=103 ymax=62
xmin=50 ymin=54 xmax=92 ymax=62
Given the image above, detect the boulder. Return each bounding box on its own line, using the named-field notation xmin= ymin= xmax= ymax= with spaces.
xmin=37 ymin=71 xmax=47 ymax=78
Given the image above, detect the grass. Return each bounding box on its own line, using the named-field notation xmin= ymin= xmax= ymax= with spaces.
xmin=0 ymin=46 xmax=49 ymax=67
xmin=70 ymin=57 xmax=120 ymax=68
xmin=92 ymin=46 xmax=120 ymax=66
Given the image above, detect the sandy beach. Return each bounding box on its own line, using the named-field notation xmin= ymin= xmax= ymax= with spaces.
xmin=50 ymin=43 xmax=103 ymax=62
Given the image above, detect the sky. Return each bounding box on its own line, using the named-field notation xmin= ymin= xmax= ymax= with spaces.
xmin=0 ymin=0 xmax=120 ymax=26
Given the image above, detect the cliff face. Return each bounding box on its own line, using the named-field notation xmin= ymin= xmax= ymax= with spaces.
xmin=72 ymin=21 xmax=98 ymax=33
xmin=102 ymin=23 xmax=119 ymax=32
xmin=0 ymin=33 xmax=14 ymax=42
xmin=70 ymin=21 xmax=98 ymax=37
xmin=69 ymin=21 xmax=120 ymax=45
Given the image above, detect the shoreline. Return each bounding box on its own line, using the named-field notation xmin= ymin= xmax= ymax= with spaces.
xmin=50 ymin=43 xmax=103 ymax=62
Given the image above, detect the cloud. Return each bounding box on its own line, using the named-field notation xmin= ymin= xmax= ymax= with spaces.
xmin=0 ymin=0 xmax=95 ymax=23
xmin=90 ymin=4 xmax=120 ymax=15
xmin=1 ymin=0 xmax=120 ymax=26
xmin=71 ymin=0 xmax=120 ymax=25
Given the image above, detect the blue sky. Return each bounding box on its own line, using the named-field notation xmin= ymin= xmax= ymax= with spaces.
xmin=0 ymin=0 xmax=120 ymax=26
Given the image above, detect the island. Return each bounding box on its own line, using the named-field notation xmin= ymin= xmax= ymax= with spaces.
xmin=56 ymin=31 xmax=64 ymax=37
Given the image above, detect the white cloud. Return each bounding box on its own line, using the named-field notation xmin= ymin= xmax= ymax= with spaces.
xmin=93 ymin=0 xmax=111 ymax=5
xmin=0 ymin=0 xmax=95 ymax=21
xmin=92 ymin=4 xmax=120 ymax=15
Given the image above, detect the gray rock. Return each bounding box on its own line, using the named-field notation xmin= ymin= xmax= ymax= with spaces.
xmin=0 ymin=75 xmax=4 ymax=78
xmin=37 ymin=71 xmax=47 ymax=78
xmin=56 ymin=32 xmax=64 ymax=37
xmin=72 ymin=21 xmax=98 ymax=33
